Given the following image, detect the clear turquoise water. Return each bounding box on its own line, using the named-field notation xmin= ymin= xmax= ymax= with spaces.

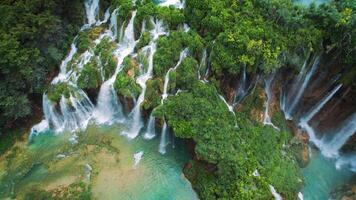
xmin=302 ymin=149 xmax=354 ymax=200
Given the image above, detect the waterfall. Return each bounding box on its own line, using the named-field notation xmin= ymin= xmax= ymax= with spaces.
xmin=284 ymin=57 xmax=319 ymax=120
xmin=263 ymin=74 xmax=280 ymax=131
xmin=42 ymin=94 xmax=64 ymax=132
xmin=336 ymin=154 xmax=356 ymax=172
xmin=144 ymin=114 xmax=156 ymax=139
xmin=84 ymin=0 xmax=100 ymax=25
xmin=159 ymin=0 xmax=185 ymax=9
xmin=198 ymin=49 xmax=207 ymax=80
xmin=94 ymin=11 xmax=138 ymax=125
xmin=233 ymin=65 xmax=248 ymax=105
xmin=300 ymin=84 xmax=342 ymax=123
xmin=52 ymin=44 xmax=78 ymax=84
xmin=110 ymin=8 xmax=119 ymax=39
xmin=159 ymin=49 xmax=188 ymax=154
xmin=318 ymin=113 xmax=356 ymax=157
xmin=269 ymin=185 xmax=283 ymax=200
xmin=159 ymin=122 xmax=169 ymax=154
xmin=123 ymin=19 xmax=167 ymax=139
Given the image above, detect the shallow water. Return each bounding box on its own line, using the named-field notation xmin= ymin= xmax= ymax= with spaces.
xmin=0 ymin=125 xmax=198 ymax=200
xmin=302 ymin=149 xmax=353 ymax=200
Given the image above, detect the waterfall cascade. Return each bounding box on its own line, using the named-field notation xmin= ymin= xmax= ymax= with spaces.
xmin=283 ymin=57 xmax=319 ymax=119
xmin=123 ymin=19 xmax=167 ymax=139
xmin=93 ymin=10 xmax=138 ymax=125
xmin=159 ymin=49 xmax=188 ymax=154
xmin=263 ymin=74 xmax=280 ymax=131
xmin=269 ymin=185 xmax=283 ymax=200
xmin=144 ymin=114 xmax=157 ymax=139
xmin=233 ymin=65 xmax=249 ymax=105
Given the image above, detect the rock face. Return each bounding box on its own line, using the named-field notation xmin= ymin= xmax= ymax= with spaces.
xmin=331 ymin=178 xmax=356 ymax=200
xmin=289 ymin=123 xmax=310 ymax=168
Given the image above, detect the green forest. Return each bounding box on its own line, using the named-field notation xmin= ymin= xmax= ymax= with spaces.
xmin=0 ymin=0 xmax=355 ymax=199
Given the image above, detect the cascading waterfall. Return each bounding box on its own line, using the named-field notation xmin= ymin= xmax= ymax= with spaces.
xmin=318 ymin=113 xmax=356 ymax=158
xmin=84 ymin=0 xmax=100 ymax=25
xmin=144 ymin=114 xmax=156 ymax=139
xmin=284 ymin=57 xmax=319 ymax=120
xmin=94 ymin=10 xmax=138 ymax=125
xmin=159 ymin=49 xmax=188 ymax=154
xmin=233 ymin=65 xmax=248 ymax=105
xmin=263 ymin=74 xmax=280 ymax=131
xmin=31 ymin=0 xmax=122 ymax=138
xmin=123 ymin=19 xmax=167 ymax=139
xmin=300 ymin=84 xmax=342 ymax=123
xmin=198 ymin=49 xmax=207 ymax=80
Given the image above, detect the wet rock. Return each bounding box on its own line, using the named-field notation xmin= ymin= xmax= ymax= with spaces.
xmin=289 ymin=122 xmax=310 ymax=168
xmin=331 ymin=178 xmax=356 ymax=200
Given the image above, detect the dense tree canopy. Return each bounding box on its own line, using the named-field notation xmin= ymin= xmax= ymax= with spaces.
xmin=0 ymin=0 xmax=85 ymax=133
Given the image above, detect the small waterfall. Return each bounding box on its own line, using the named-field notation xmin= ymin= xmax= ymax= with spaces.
xmin=159 ymin=122 xmax=169 ymax=154
xmin=159 ymin=49 xmax=188 ymax=154
xmin=198 ymin=49 xmax=207 ymax=80
xmin=52 ymin=44 xmax=78 ymax=84
xmin=263 ymin=74 xmax=280 ymax=131
xmin=123 ymin=19 xmax=166 ymax=139
xmin=284 ymin=57 xmax=319 ymax=120
xmin=233 ymin=65 xmax=248 ymax=105
xmin=161 ymin=49 xmax=188 ymax=102
xmin=43 ymin=94 xmax=64 ymax=131
xmin=319 ymin=113 xmax=356 ymax=157
xmin=159 ymin=0 xmax=185 ymax=9
xmin=94 ymin=11 xmax=138 ymax=124
xmin=110 ymin=8 xmax=119 ymax=39
xmin=300 ymin=84 xmax=342 ymax=123
xmin=29 ymin=120 xmax=49 ymax=141
xmin=269 ymin=185 xmax=283 ymax=200
xmin=84 ymin=0 xmax=100 ymax=25
xmin=144 ymin=114 xmax=156 ymax=139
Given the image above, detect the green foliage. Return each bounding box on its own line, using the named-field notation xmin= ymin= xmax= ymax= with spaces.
xmin=94 ymin=37 xmax=118 ymax=80
xmin=153 ymin=30 xmax=204 ymax=77
xmin=47 ymin=83 xmax=71 ymax=103
xmin=142 ymin=78 xmax=163 ymax=111
xmin=114 ymin=58 xmax=141 ymax=98
xmin=158 ymin=81 xmax=302 ymax=199
xmin=0 ymin=0 xmax=84 ymax=131
xmin=77 ymin=60 xmax=101 ymax=90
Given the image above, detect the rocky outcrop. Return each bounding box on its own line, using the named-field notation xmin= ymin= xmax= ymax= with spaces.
xmin=331 ymin=178 xmax=356 ymax=200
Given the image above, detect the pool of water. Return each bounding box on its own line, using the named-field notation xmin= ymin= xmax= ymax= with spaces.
xmin=302 ymin=149 xmax=354 ymax=200
xmin=0 ymin=125 xmax=198 ymax=200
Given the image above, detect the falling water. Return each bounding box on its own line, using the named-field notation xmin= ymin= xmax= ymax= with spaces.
xmin=110 ymin=8 xmax=119 ymax=39
xmin=42 ymin=94 xmax=64 ymax=132
xmin=94 ymin=11 xmax=138 ymax=124
xmin=284 ymin=57 xmax=319 ymax=120
xmin=144 ymin=114 xmax=156 ymax=139
xmin=84 ymin=0 xmax=100 ymax=25
xmin=198 ymin=49 xmax=207 ymax=80
xmin=318 ymin=113 xmax=356 ymax=158
xmin=52 ymin=44 xmax=78 ymax=84
xmin=124 ymin=19 xmax=167 ymax=139
xmin=300 ymin=84 xmax=342 ymax=123
xmin=159 ymin=0 xmax=185 ymax=9
xmin=263 ymin=74 xmax=280 ymax=131
xmin=269 ymin=185 xmax=283 ymax=200
xmin=159 ymin=49 xmax=188 ymax=154
xmin=233 ymin=65 xmax=248 ymax=105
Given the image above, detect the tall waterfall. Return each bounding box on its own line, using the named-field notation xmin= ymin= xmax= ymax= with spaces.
xmin=93 ymin=11 xmax=138 ymax=125
xmin=198 ymin=49 xmax=207 ymax=80
xmin=263 ymin=74 xmax=280 ymax=131
xmin=159 ymin=49 xmax=188 ymax=154
xmin=284 ymin=57 xmax=319 ymax=120
xmin=123 ymin=19 xmax=167 ymax=139
xmin=300 ymin=84 xmax=342 ymax=123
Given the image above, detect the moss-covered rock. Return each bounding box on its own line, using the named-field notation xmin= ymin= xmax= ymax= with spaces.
xmin=113 ymin=58 xmax=141 ymax=99
xmin=77 ymin=60 xmax=101 ymax=90
xmin=47 ymin=83 xmax=71 ymax=103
